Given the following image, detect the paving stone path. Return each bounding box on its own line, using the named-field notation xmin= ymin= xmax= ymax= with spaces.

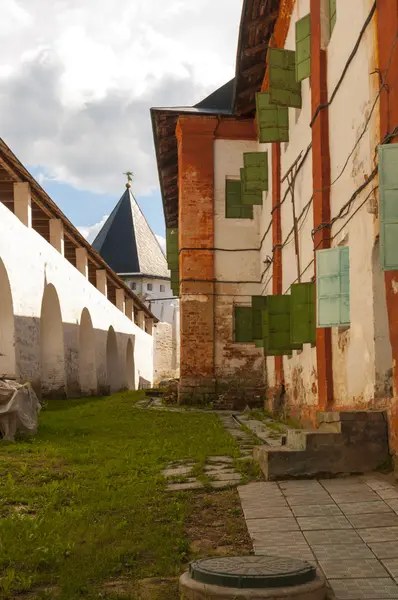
xmin=239 ymin=477 xmax=398 ymax=600
xmin=162 ymin=456 xmax=243 ymax=491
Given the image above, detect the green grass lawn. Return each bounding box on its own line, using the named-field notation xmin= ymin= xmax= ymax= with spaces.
xmin=0 ymin=392 xmax=241 ymax=600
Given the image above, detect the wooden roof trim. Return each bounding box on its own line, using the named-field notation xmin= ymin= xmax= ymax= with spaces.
xmin=0 ymin=142 xmax=157 ymax=321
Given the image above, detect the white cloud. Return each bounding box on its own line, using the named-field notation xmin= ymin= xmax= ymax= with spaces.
xmin=78 ymin=215 xmax=109 ymax=243
xmin=0 ymin=0 xmax=243 ymax=196
xmin=155 ymin=234 xmax=166 ymax=255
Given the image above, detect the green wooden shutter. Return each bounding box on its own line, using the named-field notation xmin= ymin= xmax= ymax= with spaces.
xmin=255 ymin=92 xmax=289 ymax=143
xmin=378 ymin=144 xmax=398 ymax=270
xmin=252 ymin=296 xmax=267 ymax=344
xmin=166 ymin=228 xmax=179 ymax=271
xmin=316 ymin=247 xmax=350 ymax=327
xmin=170 ymin=269 xmax=179 ymax=296
xmin=241 ymin=168 xmax=263 ymax=206
xmin=268 ymin=48 xmax=302 ymax=109
xmin=226 ymin=179 xmax=253 ymax=219
xmin=296 ymin=14 xmax=311 ymax=82
xmin=329 ymin=0 xmax=336 ymax=35
xmin=235 ymin=306 xmax=253 ymax=343
xmin=262 ymin=296 xmax=302 ymax=356
xmin=290 ymin=282 xmax=316 ymax=346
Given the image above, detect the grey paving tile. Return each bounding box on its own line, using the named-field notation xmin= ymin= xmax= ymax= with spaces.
xmin=247 ymin=517 xmax=300 ymax=533
xmin=369 ymin=542 xmax=398 ymax=560
xmin=321 ymin=482 xmax=372 ymax=494
xmin=365 ymin=480 xmax=396 ymax=491
xmin=279 ymin=481 xmax=324 ymax=491
xmin=339 ymin=502 xmax=394 ymax=515
xmin=298 ymin=516 xmax=352 ymax=531
xmin=249 ymin=530 xmax=308 ymax=546
xmin=162 ymin=465 xmax=194 ymax=478
xmin=387 ymin=500 xmax=398 ymax=513
xmin=312 ymin=544 xmax=375 ymax=561
xmin=377 ymin=489 xmax=398 ymax=500
xmin=254 ymin=545 xmax=316 ymax=562
xmin=319 ymin=558 xmax=389 ymax=579
xmin=329 ymin=578 xmax=398 ymax=599
xmin=208 ymin=472 xmax=242 ymax=481
xmin=382 ymin=560 xmax=398 ymax=579
xmin=331 ymin=491 xmax=380 ymax=504
xmin=304 ymin=529 xmax=362 ymax=545
xmin=347 ymin=513 xmax=398 ymax=529
xmin=210 ymin=480 xmax=241 ymax=489
xmin=287 ymin=494 xmax=334 ymax=506
xmin=359 ymin=527 xmax=398 ymax=544
xmin=292 ymin=504 xmax=343 ymax=517
xmin=207 ymin=456 xmax=234 ymax=464
xmin=243 ymin=506 xmax=293 ymax=519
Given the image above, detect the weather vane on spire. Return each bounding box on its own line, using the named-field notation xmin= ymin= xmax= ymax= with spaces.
xmin=124 ymin=171 xmax=134 ymax=189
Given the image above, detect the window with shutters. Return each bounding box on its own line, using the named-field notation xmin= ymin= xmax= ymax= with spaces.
xmin=316 ymin=247 xmax=350 ymax=327
xmin=225 ymin=179 xmax=253 ymax=219
xmin=296 ymin=14 xmax=311 ymax=81
xmin=241 ymin=152 xmax=268 ymax=206
xmin=268 ymin=48 xmax=302 ymax=109
xmin=263 ymin=295 xmax=302 ymax=356
xmin=234 ymin=306 xmax=253 ymax=343
xmin=329 ymin=0 xmax=336 ymax=36
xmin=290 ymin=282 xmax=316 ymax=345
xmin=378 ymin=144 xmax=398 ymax=270
xmin=255 ymin=92 xmax=289 ymax=143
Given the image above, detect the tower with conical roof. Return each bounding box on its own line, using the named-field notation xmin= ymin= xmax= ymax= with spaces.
xmin=92 ymin=185 xmax=177 ymax=326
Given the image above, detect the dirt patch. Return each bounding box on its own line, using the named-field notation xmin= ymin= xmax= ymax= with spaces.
xmin=102 ymin=577 xmax=179 ymax=600
xmin=184 ymin=488 xmax=252 ymax=558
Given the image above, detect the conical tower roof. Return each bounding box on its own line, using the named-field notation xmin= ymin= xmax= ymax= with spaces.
xmin=92 ymin=188 xmax=169 ymax=278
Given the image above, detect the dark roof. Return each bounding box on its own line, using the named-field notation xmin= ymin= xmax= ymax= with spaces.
xmin=195 ymin=78 xmax=234 ymax=111
xmin=232 ymin=0 xmax=280 ymax=116
xmin=151 ymin=79 xmax=235 ymax=229
xmin=92 ymin=188 xmax=169 ymax=278
xmin=151 ymin=0 xmax=281 ymax=229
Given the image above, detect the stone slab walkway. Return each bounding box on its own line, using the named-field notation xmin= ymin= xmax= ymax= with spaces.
xmin=239 ymin=477 xmax=398 ymax=600
xmin=163 ymin=456 xmax=243 ymax=491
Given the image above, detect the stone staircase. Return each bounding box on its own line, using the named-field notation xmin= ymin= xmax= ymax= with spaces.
xmin=254 ymin=410 xmax=390 ymax=480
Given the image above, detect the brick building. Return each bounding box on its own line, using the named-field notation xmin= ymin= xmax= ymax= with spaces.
xmin=151 ymin=0 xmax=398 ymax=456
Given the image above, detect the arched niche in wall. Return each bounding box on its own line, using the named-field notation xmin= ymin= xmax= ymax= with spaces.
xmin=40 ymin=283 xmax=66 ymax=398
xmin=106 ymin=325 xmax=119 ymax=393
xmin=125 ymin=337 xmax=135 ymax=390
xmin=79 ymin=307 xmax=97 ymax=396
xmin=0 ymin=257 xmax=16 ymax=379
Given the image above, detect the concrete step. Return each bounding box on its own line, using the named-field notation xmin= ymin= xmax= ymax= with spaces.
xmin=254 ymin=410 xmax=389 ymax=481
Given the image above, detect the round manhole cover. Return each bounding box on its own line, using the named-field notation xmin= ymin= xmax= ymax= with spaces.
xmin=189 ymin=556 xmax=317 ymax=589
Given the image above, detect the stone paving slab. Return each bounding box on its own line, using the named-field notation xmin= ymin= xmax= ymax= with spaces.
xmin=319 ymin=559 xmax=389 ymax=579
xmin=287 ymin=494 xmax=335 ymax=506
xmin=239 ymin=478 xmax=398 ymax=600
xmin=382 ymin=560 xmax=398 ymax=580
xmin=329 ymin=578 xmax=398 ymax=599
xmin=243 ymin=505 xmax=293 ymax=519
xmin=377 ymin=489 xmax=398 ymax=500
xmin=347 ymin=513 xmax=398 ymax=529
xmin=297 ymin=516 xmax=352 ymax=531
xmin=291 ymin=504 xmax=343 ymax=517
xmin=166 ymin=481 xmax=202 ymax=491
xmin=304 ymin=529 xmax=363 ymax=545
xmin=312 ymin=544 xmax=375 ymax=561
xmin=359 ymin=527 xmax=398 ymax=543
xmin=339 ymin=501 xmax=394 ymax=515
xmin=246 ymin=517 xmax=300 ymax=533
xmin=387 ymin=499 xmax=398 ymax=513
xmin=329 ymin=491 xmax=380 ymax=504
xmin=369 ymin=542 xmax=398 ymax=560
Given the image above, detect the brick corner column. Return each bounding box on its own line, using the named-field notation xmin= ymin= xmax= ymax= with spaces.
xmin=310 ymin=0 xmax=334 ymax=411
xmin=176 ymin=115 xmax=218 ymax=406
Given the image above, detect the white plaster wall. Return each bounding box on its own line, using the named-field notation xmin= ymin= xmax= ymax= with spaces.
xmin=153 ymin=321 xmax=179 ymax=383
xmin=213 ymin=139 xmax=265 ymax=390
xmin=327 ymin=0 xmax=390 ymax=404
xmin=0 ymin=203 xmax=153 ymax=395
xmin=125 ymin=276 xmax=178 ymax=325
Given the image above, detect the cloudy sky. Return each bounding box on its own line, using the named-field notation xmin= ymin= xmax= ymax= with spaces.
xmin=0 ymin=0 xmax=243 ymax=246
